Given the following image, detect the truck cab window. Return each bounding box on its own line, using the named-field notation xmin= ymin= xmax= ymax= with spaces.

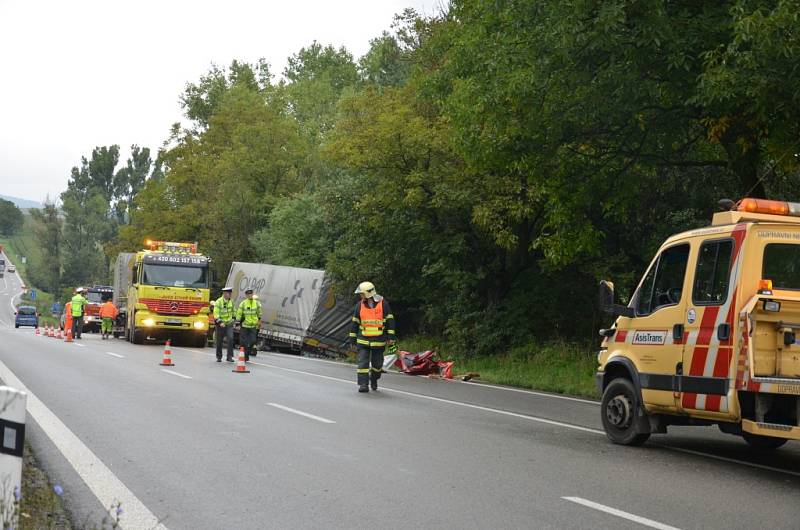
xmin=634 ymin=243 xmax=690 ymax=316
xmin=692 ymin=239 xmax=733 ymax=304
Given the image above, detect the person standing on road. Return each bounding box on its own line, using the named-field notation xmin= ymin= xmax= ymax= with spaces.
xmin=98 ymin=299 xmax=119 ymax=340
xmin=349 ymin=281 xmax=396 ymax=393
xmin=70 ymin=288 xmax=88 ymax=339
xmin=213 ymin=287 xmax=236 ymax=362
xmin=235 ymin=288 xmax=262 ymax=362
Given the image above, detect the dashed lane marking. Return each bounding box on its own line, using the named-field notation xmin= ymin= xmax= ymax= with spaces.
xmin=161 ymin=369 xmax=192 ymax=380
xmin=267 ymin=403 xmax=336 ymax=424
xmin=104 ymin=352 xmax=124 ymax=359
xmin=563 ymin=497 xmax=681 ymax=530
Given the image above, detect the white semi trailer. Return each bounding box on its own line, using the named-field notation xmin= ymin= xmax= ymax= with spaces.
xmin=225 ymin=262 xmax=353 ymax=356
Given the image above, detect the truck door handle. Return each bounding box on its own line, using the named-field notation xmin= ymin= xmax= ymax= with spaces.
xmin=673 ymin=324 xmax=684 ymax=344
xmin=717 ymin=323 xmax=731 ymax=341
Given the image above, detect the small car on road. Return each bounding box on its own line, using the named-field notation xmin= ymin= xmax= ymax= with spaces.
xmin=7 ymin=265 xmax=15 ymax=273
xmin=14 ymin=305 xmax=38 ymax=329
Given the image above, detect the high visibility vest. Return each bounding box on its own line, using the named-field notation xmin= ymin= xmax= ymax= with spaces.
xmin=237 ymin=299 xmax=262 ymax=328
xmin=99 ymin=302 xmax=118 ymax=319
xmin=214 ymin=296 xmax=235 ymax=322
xmin=359 ymin=299 xmax=385 ymax=337
xmin=71 ymin=295 xmax=87 ymax=317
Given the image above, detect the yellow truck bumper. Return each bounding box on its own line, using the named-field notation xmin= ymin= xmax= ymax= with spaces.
xmin=742 ymin=419 xmax=800 ymax=441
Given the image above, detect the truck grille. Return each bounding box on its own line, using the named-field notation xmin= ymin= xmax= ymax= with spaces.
xmin=140 ymin=298 xmax=207 ymax=316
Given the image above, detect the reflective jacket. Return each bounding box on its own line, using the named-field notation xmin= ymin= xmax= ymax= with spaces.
xmin=70 ymin=294 xmax=87 ymax=317
xmin=349 ymin=296 xmax=396 ymax=348
xmin=236 ymin=298 xmax=262 ymax=328
xmin=214 ymin=296 xmax=235 ymax=323
xmin=99 ymin=301 xmax=118 ymax=319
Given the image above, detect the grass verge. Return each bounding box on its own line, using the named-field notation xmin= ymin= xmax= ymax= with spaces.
xmin=398 ymin=336 xmax=601 ymax=399
xmin=20 ymin=442 xmax=72 ymax=529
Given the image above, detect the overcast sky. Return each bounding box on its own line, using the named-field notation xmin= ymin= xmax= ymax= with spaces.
xmin=0 ymin=0 xmax=443 ymax=203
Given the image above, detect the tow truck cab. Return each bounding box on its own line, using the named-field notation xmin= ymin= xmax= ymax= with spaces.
xmin=598 ymin=198 xmax=800 ymax=449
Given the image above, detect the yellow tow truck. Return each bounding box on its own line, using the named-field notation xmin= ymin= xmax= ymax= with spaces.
xmin=114 ymin=241 xmax=210 ymax=347
xmin=598 ymin=198 xmax=800 ymax=450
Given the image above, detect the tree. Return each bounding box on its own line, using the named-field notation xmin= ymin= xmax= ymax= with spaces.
xmin=0 ymin=199 xmax=23 ymax=235
xmin=113 ymin=145 xmax=153 ymax=224
xmin=181 ymin=59 xmax=272 ymax=130
xmin=250 ymin=192 xmax=331 ymax=268
xmin=29 ymin=200 xmax=62 ymax=294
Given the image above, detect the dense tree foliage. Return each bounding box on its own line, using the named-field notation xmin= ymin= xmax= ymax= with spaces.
xmin=0 ymin=199 xmax=23 ymax=236
xmin=46 ymin=1 xmax=800 ymax=354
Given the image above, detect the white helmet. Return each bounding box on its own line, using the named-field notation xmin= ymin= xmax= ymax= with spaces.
xmin=354 ymin=281 xmax=376 ymax=298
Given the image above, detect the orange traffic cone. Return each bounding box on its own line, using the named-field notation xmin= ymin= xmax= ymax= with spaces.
xmin=35 ymin=326 xmax=40 ymax=336
xmin=160 ymin=340 xmax=174 ymax=366
xmin=232 ymin=346 xmax=250 ymax=374
xmin=47 ymin=325 xmax=53 ymax=338
xmin=56 ymin=328 xmax=63 ymax=339
xmin=65 ymin=328 xmax=73 ymax=342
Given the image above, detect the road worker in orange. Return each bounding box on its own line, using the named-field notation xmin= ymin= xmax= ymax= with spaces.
xmin=99 ymin=299 xmax=119 ymax=340
xmin=349 ymin=281 xmax=396 ymax=392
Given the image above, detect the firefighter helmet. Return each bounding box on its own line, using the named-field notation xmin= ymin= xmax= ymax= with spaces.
xmin=354 ymin=281 xmax=376 ymax=298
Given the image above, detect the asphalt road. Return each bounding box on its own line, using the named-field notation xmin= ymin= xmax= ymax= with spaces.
xmin=1 ymin=259 xmax=799 ymax=529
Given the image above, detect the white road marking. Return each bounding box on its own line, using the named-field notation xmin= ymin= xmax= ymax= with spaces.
xmin=104 ymin=352 xmax=124 ymax=359
xmin=563 ymin=497 xmax=681 ymax=530
xmin=72 ymin=342 xmax=85 ymax=348
xmin=267 ymin=402 xmax=336 ymax=424
xmin=161 ymin=369 xmax=192 ymax=380
xmin=271 ymin=352 xmax=600 ymax=404
xmin=251 ymin=360 xmax=603 ymax=434
xmin=180 ymin=348 xmax=800 ymax=479
xmin=171 ymin=347 xmax=205 ymax=355
xmin=0 ymin=360 xmax=167 ymax=529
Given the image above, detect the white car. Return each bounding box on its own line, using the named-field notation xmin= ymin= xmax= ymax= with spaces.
xmin=7 ymin=265 xmax=15 ymax=273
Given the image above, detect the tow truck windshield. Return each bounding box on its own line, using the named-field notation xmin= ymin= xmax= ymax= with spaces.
xmin=763 ymin=243 xmax=800 ymax=290
xmin=142 ymin=264 xmax=208 ymax=289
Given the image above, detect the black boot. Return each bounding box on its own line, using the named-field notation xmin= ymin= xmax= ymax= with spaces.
xmin=371 ymin=380 xmax=378 ymax=391
xmin=358 ymin=385 xmax=369 ymax=393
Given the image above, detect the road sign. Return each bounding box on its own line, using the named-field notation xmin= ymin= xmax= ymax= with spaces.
xmin=29 ymin=289 xmax=36 ymax=301
xmin=20 ymin=257 xmax=26 ymax=264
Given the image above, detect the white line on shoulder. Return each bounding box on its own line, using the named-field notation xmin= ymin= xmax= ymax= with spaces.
xmin=0 ymin=360 xmax=167 ymax=529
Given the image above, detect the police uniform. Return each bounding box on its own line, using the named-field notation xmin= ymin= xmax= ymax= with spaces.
xmin=236 ymin=289 xmax=262 ymax=361
xmin=214 ymin=287 xmax=236 ymax=362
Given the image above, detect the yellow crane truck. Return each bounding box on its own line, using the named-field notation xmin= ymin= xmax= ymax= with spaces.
xmin=114 ymin=241 xmax=210 ymax=347
xmin=598 ymin=198 xmax=800 ymax=450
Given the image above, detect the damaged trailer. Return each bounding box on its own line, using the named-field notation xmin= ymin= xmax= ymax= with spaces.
xmin=225 ymin=262 xmax=353 ymax=356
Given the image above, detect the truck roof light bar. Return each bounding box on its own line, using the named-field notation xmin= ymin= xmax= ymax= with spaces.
xmin=736 ymin=198 xmax=800 ymax=217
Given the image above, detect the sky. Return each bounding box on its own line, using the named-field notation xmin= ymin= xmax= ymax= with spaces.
xmin=0 ymin=0 xmax=444 ymax=204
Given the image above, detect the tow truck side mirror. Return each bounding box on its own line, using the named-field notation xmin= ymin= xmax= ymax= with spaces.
xmin=599 ymin=280 xmax=635 ymax=318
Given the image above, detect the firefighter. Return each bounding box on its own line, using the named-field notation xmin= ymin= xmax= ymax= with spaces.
xmin=349 ymin=281 xmax=396 ymax=392
xmin=70 ymin=288 xmax=88 ymax=339
xmin=235 ymin=288 xmax=262 ymax=361
xmin=98 ymin=299 xmax=119 ymax=340
xmin=213 ymin=287 xmax=236 ymax=362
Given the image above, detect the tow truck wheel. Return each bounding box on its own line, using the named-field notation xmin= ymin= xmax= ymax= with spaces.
xmin=601 ymin=378 xmax=650 ymax=446
xmin=742 ymin=432 xmax=787 ymax=451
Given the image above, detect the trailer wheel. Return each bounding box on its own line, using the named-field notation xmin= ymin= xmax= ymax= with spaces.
xmin=601 ymin=378 xmax=650 ymax=446
xmin=742 ymin=432 xmax=787 ymax=451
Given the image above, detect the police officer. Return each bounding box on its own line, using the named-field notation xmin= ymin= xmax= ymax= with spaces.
xmin=213 ymin=287 xmax=236 ymax=362
xmin=349 ymin=281 xmax=396 ymax=392
xmin=70 ymin=288 xmax=88 ymax=339
xmin=236 ymin=288 xmax=262 ymax=361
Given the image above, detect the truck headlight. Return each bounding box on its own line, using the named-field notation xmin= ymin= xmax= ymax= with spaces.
xmin=193 ymin=321 xmax=206 ymax=330
xmin=143 ymin=318 xmax=155 ymax=327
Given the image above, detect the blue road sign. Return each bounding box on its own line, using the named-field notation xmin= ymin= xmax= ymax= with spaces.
xmin=29 ymin=289 xmax=36 ymax=301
